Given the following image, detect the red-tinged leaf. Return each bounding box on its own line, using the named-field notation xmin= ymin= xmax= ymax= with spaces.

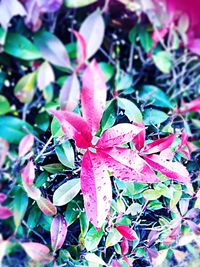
xmin=146 ymin=247 xmax=159 ymax=262
xmin=18 ymin=134 xmax=34 ymax=157
xmin=22 ymin=181 xmax=41 ymax=200
xmin=185 ymin=208 xmax=199 ymax=219
xmin=49 ymin=109 xmax=92 ymax=148
xmin=0 ymin=193 xmax=7 ymax=204
xmin=185 ymin=220 xmax=200 ymax=235
xmin=0 ymin=206 xmax=12 ymax=219
xmin=132 ymin=122 xmax=146 ymax=151
xmin=179 ymin=97 xmax=200 ymax=114
xmin=21 ymin=242 xmax=53 ymax=263
xmin=0 ymin=138 xmax=9 ymax=168
xmin=188 ymin=39 xmax=200 ymax=56
xmin=143 ymin=134 xmax=176 ymax=154
xmin=112 ymin=259 xmax=122 ymax=267
xmin=37 ymin=61 xmax=55 ymax=90
xmin=177 ymin=132 xmax=190 ymax=159
xmin=0 ymin=0 xmax=26 ymax=30
xmin=79 ymin=10 xmax=105 ymax=60
xmin=37 ymin=196 xmax=57 ymax=216
xmin=73 ymin=31 xmax=87 ymax=70
xmin=21 ymin=160 xmax=35 ymax=185
xmin=99 ymin=148 xmax=159 ymax=183
xmin=81 ymin=150 xmax=112 ymax=228
xmin=59 ymin=73 xmax=80 ymax=111
xmin=148 ymin=230 xmax=160 ymax=246
xmin=121 ymin=238 xmax=129 ymax=255
xmin=116 ymin=225 xmax=138 ymax=241
xmin=97 ymin=123 xmax=144 ymax=148
xmin=144 ymin=154 xmax=190 ymax=184
xmin=51 ymin=215 xmax=68 ymax=252
xmin=34 ymin=31 xmax=71 ymax=69
xmin=81 ymin=60 xmax=107 ymax=134
xmin=123 ymin=255 xmax=133 ymax=266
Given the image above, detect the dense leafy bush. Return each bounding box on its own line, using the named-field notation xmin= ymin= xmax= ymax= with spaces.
xmin=0 ymin=0 xmax=200 ymax=266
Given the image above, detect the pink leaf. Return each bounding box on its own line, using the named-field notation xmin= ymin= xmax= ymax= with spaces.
xmin=185 ymin=220 xmax=200 ymax=235
xmin=99 ymin=148 xmax=159 ymax=183
xmin=37 ymin=61 xmax=55 ymax=90
xmin=112 ymin=260 xmax=122 ymax=267
xmin=22 ymin=181 xmax=41 ymax=200
xmin=143 ymin=134 xmax=176 ymax=154
xmin=59 ymin=73 xmax=80 ymax=111
xmin=51 ymin=215 xmax=68 ymax=252
xmin=179 ymin=97 xmax=200 ymax=114
xmin=36 ymin=196 xmax=57 ymax=216
xmin=121 ymin=238 xmax=129 ymax=255
xmin=132 ymin=122 xmax=146 ymax=151
xmin=97 ymin=123 xmax=144 ymax=148
xmin=73 ymin=31 xmax=87 ymax=70
xmin=0 ymin=193 xmax=7 ymax=204
xmin=188 ymin=39 xmax=200 ymax=56
xmin=0 ymin=0 xmax=26 ymax=30
xmin=0 ymin=206 xmax=12 ymax=219
xmin=21 ymin=160 xmax=35 ymax=185
xmin=49 ymin=109 xmax=92 ymax=148
xmin=81 ymin=60 xmax=107 ymax=134
xmin=116 ymin=225 xmax=138 ymax=241
xmin=143 ymin=154 xmax=190 ymax=184
xmin=79 ymin=10 xmax=105 ymax=60
xmin=18 ymin=134 xmax=34 ymax=157
xmin=0 ymin=138 xmax=9 ymax=169
xmin=185 ymin=208 xmax=199 ymax=219
xmin=21 ymin=242 xmax=53 ymax=263
xmin=81 ymin=150 xmax=112 ymax=228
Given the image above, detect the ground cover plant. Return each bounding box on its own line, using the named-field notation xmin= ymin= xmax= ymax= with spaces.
xmin=0 ymin=0 xmax=200 ymax=266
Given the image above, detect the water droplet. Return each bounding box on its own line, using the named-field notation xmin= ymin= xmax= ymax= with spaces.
xmin=97 ymin=186 xmax=101 ymax=191
xmin=103 ymin=196 xmax=107 ymax=201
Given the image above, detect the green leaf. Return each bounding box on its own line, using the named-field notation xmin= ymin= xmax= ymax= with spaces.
xmin=153 ymin=51 xmax=173 ymax=73
xmin=143 ymin=109 xmax=169 ymax=125
xmin=139 ymin=27 xmax=153 ymax=53
xmin=0 ymin=116 xmax=34 ymax=144
xmin=99 ymin=62 xmax=114 ymax=82
xmin=4 ymin=33 xmax=41 ymax=60
xmin=153 ymin=183 xmax=172 ymax=199
xmin=39 ymin=214 xmax=53 ymax=231
xmin=140 ymin=85 xmax=172 ymax=108
xmin=34 ymin=31 xmax=71 ymax=68
xmin=51 ymin=117 xmax=64 ymax=137
xmin=116 ymin=73 xmax=132 ymax=91
xmin=13 ymin=188 xmax=28 ymax=228
xmin=100 ymin=100 xmax=116 ymax=133
xmin=14 ymin=72 xmax=36 ymax=103
xmin=42 ymin=163 xmax=65 ymax=173
xmin=64 ymin=201 xmax=80 ymax=225
xmin=35 ymin=112 xmax=50 ymax=132
xmin=142 ymin=189 xmax=161 ymax=201
xmin=106 ymin=228 xmax=122 ymax=248
xmin=0 ymin=95 xmax=10 ymax=115
xmin=85 ymin=226 xmax=104 ymax=251
xmin=117 ymin=98 xmax=143 ymax=123
xmin=80 ymin=212 xmax=89 ymax=238
xmin=170 ymin=185 xmax=182 ymax=209
xmin=65 ymin=0 xmax=97 ymax=7
xmin=53 ymin=179 xmax=81 ymax=206
xmin=27 ymin=205 xmax=41 ymax=231
xmin=55 ymin=140 xmax=75 ymax=168
xmin=129 ymin=25 xmax=138 ymax=45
